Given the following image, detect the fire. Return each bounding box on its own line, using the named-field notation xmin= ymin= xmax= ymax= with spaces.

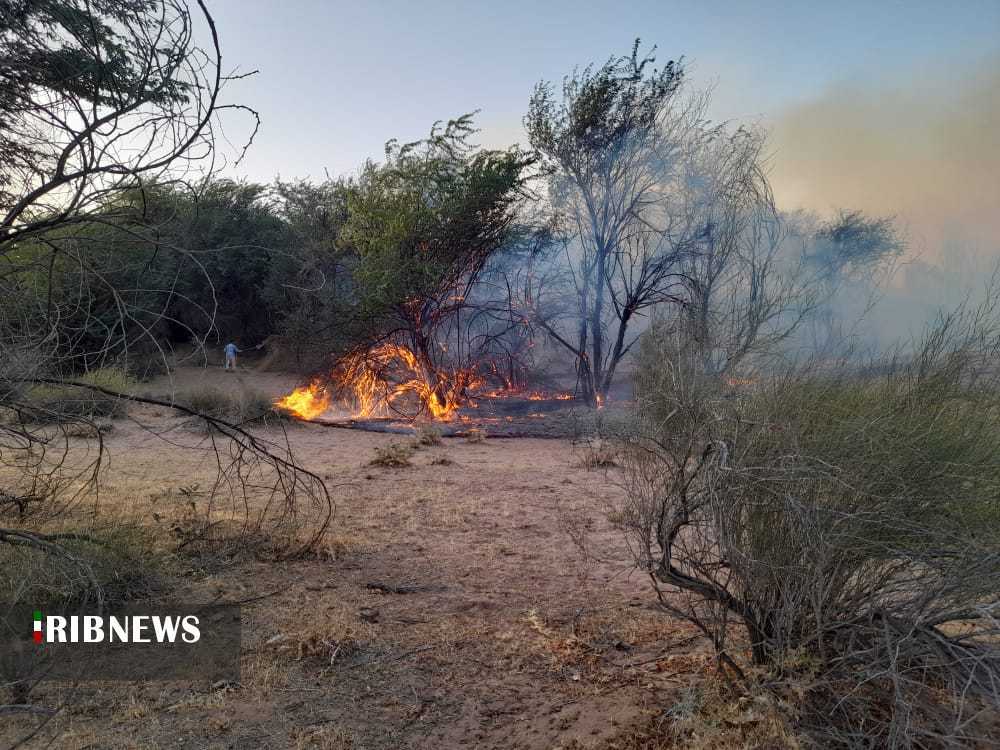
xmin=335 ymin=342 xmax=482 ymax=421
xmin=275 ymin=343 xmax=482 ymax=422
xmin=274 ymin=380 xmax=331 ymax=420
xmin=276 ymin=342 xmax=576 ymax=422
xmin=479 ymin=387 xmax=575 ymax=401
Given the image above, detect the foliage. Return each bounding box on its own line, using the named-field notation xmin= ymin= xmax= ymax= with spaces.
xmin=180 ymin=385 xmax=287 ymax=425
xmin=332 ymin=114 xmax=534 ymax=415
xmin=617 ymin=304 xmax=1000 ymax=747
xmin=807 ymin=209 xmax=904 ymax=282
xmin=526 ymin=40 xmax=708 ymax=404
xmin=22 ymin=367 xmax=134 ymax=423
xmin=345 ymin=115 xmax=532 ymax=327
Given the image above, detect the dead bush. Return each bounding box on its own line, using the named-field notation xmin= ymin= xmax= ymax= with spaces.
xmin=0 ymin=520 xmax=169 ymax=705
xmin=577 ymin=438 xmax=618 ymax=469
xmin=464 ymin=427 xmax=486 ymax=443
xmin=611 ymin=681 xmax=799 ymax=750
xmin=369 ymin=442 xmax=415 ymax=468
xmin=414 ymin=423 xmax=443 ymax=446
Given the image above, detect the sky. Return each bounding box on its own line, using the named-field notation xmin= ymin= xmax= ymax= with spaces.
xmin=209 ymin=0 xmax=1000 ymax=256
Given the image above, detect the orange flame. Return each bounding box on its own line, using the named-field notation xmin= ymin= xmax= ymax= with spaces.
xmin=274 ymin=380 xmax=331 ymax=420
xmin=336 ymin=342 xmax=484 ymax=421
xmin=276 ymin=342 xmax=577 ymax=422
xmin=277 ymin=343 xmax=484 ymax=422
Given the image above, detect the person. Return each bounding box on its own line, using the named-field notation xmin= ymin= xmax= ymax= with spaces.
xmin=223 ymin=342 xmax=240 ymax=371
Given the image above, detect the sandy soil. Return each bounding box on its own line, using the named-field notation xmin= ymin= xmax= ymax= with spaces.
xmin=5 ymin=367 xmax=710 ymax=749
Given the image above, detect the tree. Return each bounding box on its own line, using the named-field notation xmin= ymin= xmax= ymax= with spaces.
xmin=332 ymin=115 xmax=534 ymax=418
xmin=797 ymin=209 xmax=904 ymax=349
xmin=269 ymin=178 xmax=359 ymax=370
xmin=668 ymin=126 xmax=814 ymax=376
xmin=0 ymin=9 xmax=330 ymax=718
xmin=525 ymin=40 xmax=695 ymax=405
xmin=807 ymin=209 xmax=904 ymax=282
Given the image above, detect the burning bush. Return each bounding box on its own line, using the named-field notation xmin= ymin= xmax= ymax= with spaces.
xmin=276 ymin=116 xmax=535 ymax=422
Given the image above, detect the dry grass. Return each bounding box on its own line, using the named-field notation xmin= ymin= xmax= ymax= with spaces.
xmin=368 ymin=441 xmax=416 ymax=467
xmin=180 ymin=384 xmax=287 ymax=425
xmin=21 ymin=367 xmax=134 ymax=423
xmin=2 ymin=372 xmax=772 ymax=749
xmin=292 ymin=724 xmax=357 ymax=750
xmin=578 ymin=439 xmax=618 ymax=469
xmin=464 ymin=427 xmax=487 ymax=443
xmin=603 ymin=681 xmax=801 ymax=750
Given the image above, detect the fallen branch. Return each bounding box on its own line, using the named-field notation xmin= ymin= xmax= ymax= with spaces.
xmin=366 ymin=582 xmax=446 ymax=595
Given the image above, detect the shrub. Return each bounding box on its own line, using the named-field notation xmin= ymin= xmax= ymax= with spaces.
xmin=413 ymin=423 xmax=443 ymax=446
xmin=0 ymin=520 xmax=168 ymax=703
xmin=577 ymin=439 xmax=617 ymax=469
xmin=180 ymin=386 xmax=288 ymax=426
xmin=126 ymin=352 xmax=171 ymax=382
xmin=616 ymin=308 xmax=1000 ymax=747
xmin=464 ymin=427 xmax=486 ymax=443
xmin=22 ymin=367 xmax=133 ymax=423
xmin=368 ymin=442 xmax=414 ymax=468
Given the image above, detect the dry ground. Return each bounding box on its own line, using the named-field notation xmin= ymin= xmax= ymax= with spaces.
xmin=3 ymin=367 xmax=733 ymax=750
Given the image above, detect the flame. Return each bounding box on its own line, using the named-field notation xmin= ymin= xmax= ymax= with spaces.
xmin=330 ymin=342 xmax=482 ymax=421
xmin=274 ymin=380 xmax=331 ymax=420
xmin=479 ymin=387 xmax=575 ymax=401
xmin=276 ymin=342 xmax=576 ymax=422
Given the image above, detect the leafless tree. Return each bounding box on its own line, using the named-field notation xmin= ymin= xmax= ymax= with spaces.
xmin=525 ymin=42 xmax=798 ymax=405
xmin=664 ymin=126 xmax=816 ymax=377
xmin=525 ymin=41 xmax=696 ymax=405
xmin=0 ymin=3 xmax=329 ymax=727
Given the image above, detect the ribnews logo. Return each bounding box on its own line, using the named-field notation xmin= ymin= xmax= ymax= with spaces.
xmin=4 ymin=603 xmax=241 ymax=683
xmin=32 ymin=610 xmax=201 ymax=645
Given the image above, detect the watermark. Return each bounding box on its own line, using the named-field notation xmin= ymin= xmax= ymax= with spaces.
xmin=31 ymin=611 xmax=202 ymax=645
xmin=3 ymin=602 xmax=241 ymax=683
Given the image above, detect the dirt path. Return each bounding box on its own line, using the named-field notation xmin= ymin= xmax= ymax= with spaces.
xmin=9 ymin=369 xmax=706 ymax=749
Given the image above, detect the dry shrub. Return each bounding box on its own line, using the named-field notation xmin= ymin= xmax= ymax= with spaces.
xmin=292 ymin=724 xmax=356 ymax=750
xmin=615 ymin=306 xmax=1000 ymax=748
xmin=0 ymin=519 xmax=168 ymax=705
xmin=414 ymin=423 xmax=443 ymax=446
xmin=180 ymin=386 xmax=286 ymax=425
xmin=22 ymin=367 xmax=133 ymax=423
xmin=369 ymin=442 xmax=415 ymax=468
xmin=61 ymin=420 xmax=114 ymax=438
xmin=610 ymin=681 xmax=800 ymax=750
xmin=578 ymin=438 xmax=618 ymax=469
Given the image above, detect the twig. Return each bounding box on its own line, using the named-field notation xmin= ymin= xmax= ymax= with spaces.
xmin=349 ymin=645 xmax=435 ymax=670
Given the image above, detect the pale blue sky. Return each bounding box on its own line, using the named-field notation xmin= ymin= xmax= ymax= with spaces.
xmin=210 ymin=0 xmax=1000 ymax=183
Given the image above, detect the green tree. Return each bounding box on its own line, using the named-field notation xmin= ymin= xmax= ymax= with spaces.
xmin=525 ymin=40 xmax=689 ymax=405
xmin=340 ymin=114 xmax=534 ymax=415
